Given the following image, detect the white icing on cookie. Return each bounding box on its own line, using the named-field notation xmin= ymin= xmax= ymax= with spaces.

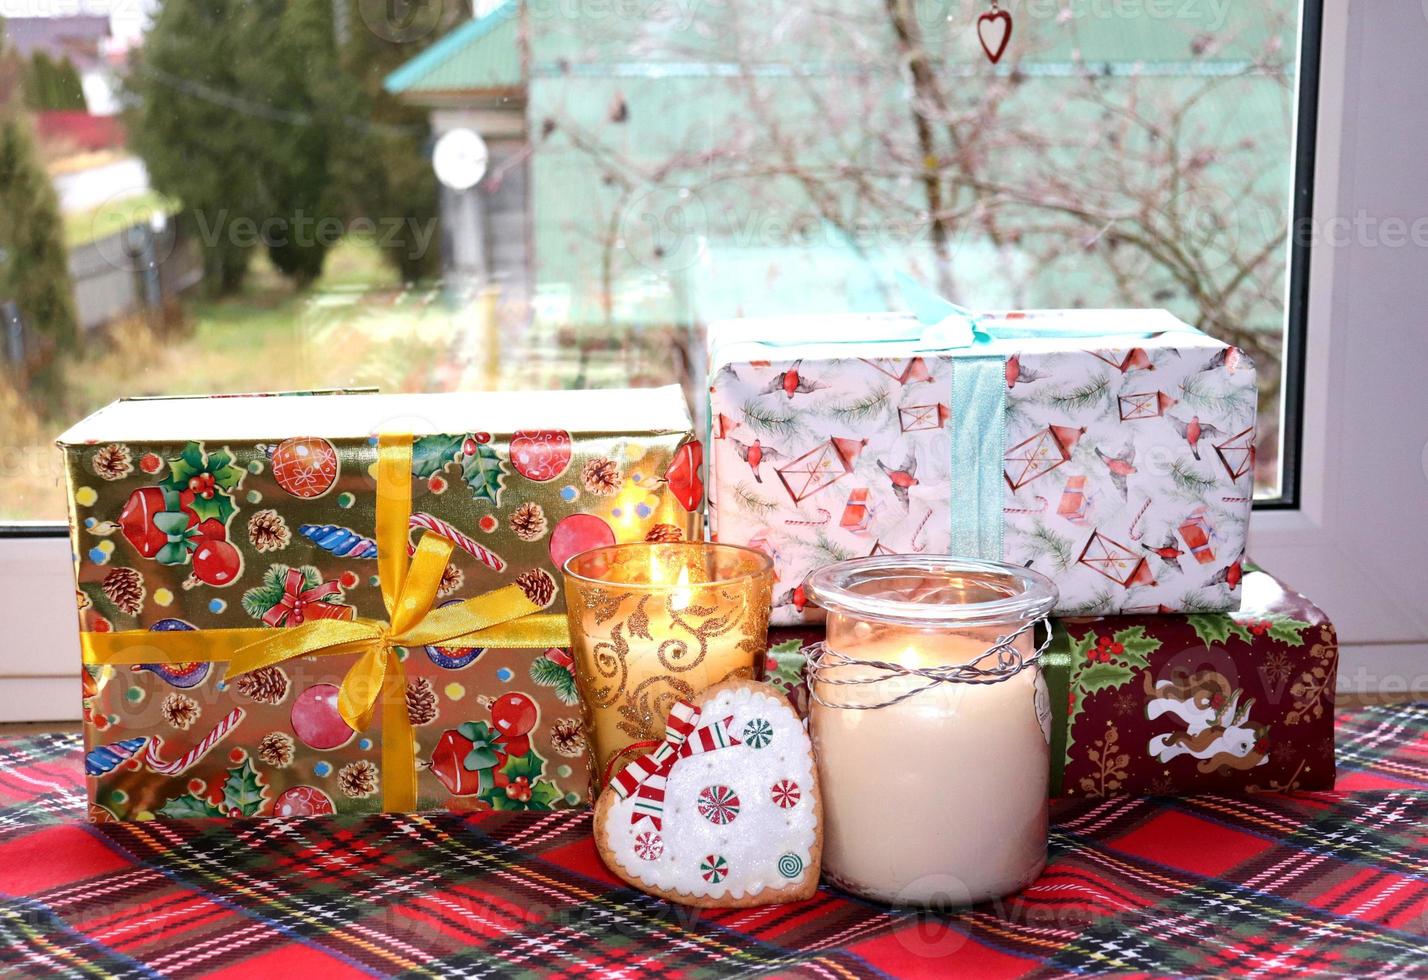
xmin=605 ymin=686 xmax=817 ymax=901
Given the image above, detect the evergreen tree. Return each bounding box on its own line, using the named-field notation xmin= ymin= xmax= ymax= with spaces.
xmin=52 ymin=57 xmax=86 ymax=111
xmin=335 ymin=0 xmax=471 ymax=282
xmin=127 ymin=0 xmax=351 ymax=291
xmin=0 ymin=49 xmax=79 ymax=382
xmin=126 ymin=0 xmax=258 ymax=293
xmin=242 ymin=0 xmax=356 ymax=285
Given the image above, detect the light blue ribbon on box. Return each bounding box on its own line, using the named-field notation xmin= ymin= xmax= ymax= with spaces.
xmin=708 ymin=275 xmax=1199 ymax=562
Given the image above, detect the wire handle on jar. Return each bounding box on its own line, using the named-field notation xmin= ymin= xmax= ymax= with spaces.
xmin=804 ymin=616 xmax=1053 ymax=710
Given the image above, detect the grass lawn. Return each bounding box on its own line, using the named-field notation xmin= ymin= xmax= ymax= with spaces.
xmin=3 ymin=235 xmax=687 ymax=522
xmin=3 ymin=238 xmax=478 ymax=521
xmin=62 ymin=190 xmax=180 ymax=248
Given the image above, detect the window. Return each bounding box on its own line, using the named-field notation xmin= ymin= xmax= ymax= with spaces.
xmin=2 ymin=0 xmax=1317 ymax=531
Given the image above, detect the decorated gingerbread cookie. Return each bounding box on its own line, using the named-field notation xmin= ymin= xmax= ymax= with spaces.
xmin=593 ymin=679 xmax=821 ymax=908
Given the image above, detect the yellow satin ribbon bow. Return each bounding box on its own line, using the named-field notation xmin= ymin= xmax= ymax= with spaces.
xmin=80 ymin=433 xmax=570 ymax=812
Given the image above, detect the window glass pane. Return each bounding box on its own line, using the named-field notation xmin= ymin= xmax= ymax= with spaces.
xmin=1 ymin=0 xmax=1306 ymax=523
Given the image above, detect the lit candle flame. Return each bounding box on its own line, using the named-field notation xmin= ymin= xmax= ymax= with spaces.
xmin=895 ymin=645 xmax=924 ymax=669
xmin=670 ymin=565 xmax=693 ymax=611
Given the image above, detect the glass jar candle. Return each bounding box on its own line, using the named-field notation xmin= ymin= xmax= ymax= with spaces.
xmin=562 ymin=542 xmax=774 ymax=790
xmin=803 ymin=555 xmax=1058 ymax=906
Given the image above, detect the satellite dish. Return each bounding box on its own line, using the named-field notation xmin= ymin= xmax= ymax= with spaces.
xmin=432 ymin=129 xmax=489 ymax=191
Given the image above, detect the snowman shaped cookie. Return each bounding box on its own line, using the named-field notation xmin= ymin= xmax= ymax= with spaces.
xmin=594 ymin=679 xmax=822 ymax=908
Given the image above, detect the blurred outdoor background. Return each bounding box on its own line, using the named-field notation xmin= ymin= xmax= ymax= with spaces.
xmin=0 ymin=0 xmax=1304 ymax=521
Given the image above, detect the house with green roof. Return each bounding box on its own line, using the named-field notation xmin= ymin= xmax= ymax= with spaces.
xmin=386 ymin=2 xmax=529 ymax=298
xmin=388 ymin=1 xmax=1298 ymax=338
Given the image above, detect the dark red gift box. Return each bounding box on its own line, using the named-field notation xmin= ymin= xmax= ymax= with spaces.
xmin=764 ymin=566 xmax=1337 ymax=798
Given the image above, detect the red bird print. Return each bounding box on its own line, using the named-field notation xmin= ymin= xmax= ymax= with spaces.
xmin=729 ymin=437 xmax=784 ymax=483
xmin=758 ymin=360 xmax=827 ymax=400
xmin=1208 ymin=550 xmax=1245 ymax=590
xmin=774 ymin=585 xmax=808 ymax=613
xmin=1142 ymin=532 xmax=1184 ymax=573
xmin=713 ymin=412 xmax=740 ymax=439
xmin=876 ymin=451 xmax=919 ymax=509
xmin=1196 ymin=347 xmax=1247 ymax=374
xmin=1094 ymin=443 xmax=1137 ymax=499
xmin=1167 ymin=414 xmax=1223 ymax=461
xmin=1006 ymin=354 xmax=1048 ymax=389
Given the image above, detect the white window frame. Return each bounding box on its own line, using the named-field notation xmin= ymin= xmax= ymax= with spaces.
xmin=3 ymin=1 xmax=1424 ymax=719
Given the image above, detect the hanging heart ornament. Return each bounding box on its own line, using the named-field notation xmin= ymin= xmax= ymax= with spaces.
xmin=977 ymin=3 xmax=1013 ymax=65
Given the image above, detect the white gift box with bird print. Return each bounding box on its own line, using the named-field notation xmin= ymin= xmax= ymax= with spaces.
xmin=706 ymin=309 xmax=1257 ymax=625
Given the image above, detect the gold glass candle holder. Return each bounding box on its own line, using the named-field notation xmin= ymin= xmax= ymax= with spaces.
xmin=562 ymin=542 xmax=774 ymax=789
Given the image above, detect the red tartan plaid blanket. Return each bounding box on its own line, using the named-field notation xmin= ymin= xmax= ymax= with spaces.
xmin=1 ymin=704 xmax=1426 ymax=978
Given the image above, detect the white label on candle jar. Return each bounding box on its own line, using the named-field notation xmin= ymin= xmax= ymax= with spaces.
xmin=1034 ymin=670 xmax=1052 ymax=746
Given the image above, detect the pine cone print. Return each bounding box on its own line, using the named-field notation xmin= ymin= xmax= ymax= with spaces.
xmin=406 ymin=677 xmax=439 ymax=727
xmin=550 ymin=717 xmax=587 ymax=758
xmin=338 ymin=760 xmax=379 ymax=799
xmin=509 ymin=501 xmax=548 ymax=542
xmin=644 ymin=523 xmax=684 ymax=543
xmin=247 ymin=509 xmax=291 ymax=553
xmin=581 ymin=457 xmax=622 ymax=496
xmin=515 ymin=569 xmax=556 ymax=609
xmin=160 ymin=693 xmax=200 ymax=730
xmin=234 ymin=666 xmax=290 ymax=705
xmin=101 ymin=568 xmax=145 ymax=615
xmin=91 ymin=444 xmax=133 ymax=481
xmin=437 ymin=563 xmax=464 ymax=598
xmin=258 ymin=731 xmax=295 ymax=768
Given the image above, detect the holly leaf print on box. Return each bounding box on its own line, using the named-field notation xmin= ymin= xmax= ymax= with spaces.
xmin=1078 ymin=660 xmax=1136 ymax=695
xmin=1187 ymin=614 xmax=1235 ymax=648
xmin=411 ymin=434 xmax=464 ymax=478
xmin=222 ymin=759 xmax=268 ymax=817
xmin=1109 ymin=625 xmax=1159 ymax=672
xmin=460 ymin=443 xmax=508 ymax=506
xmin=1188 ymin=614 xmax=1312 ymax=649
xmin=157 ymin=792 xmax=224 ymax=820
xmin=1265 ymin=618 xmax=1312 ymax=647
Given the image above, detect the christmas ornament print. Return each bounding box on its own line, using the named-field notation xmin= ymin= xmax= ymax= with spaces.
xmin=270 ymin=437 xmax=339 ymax=499
xmin=423 ymin=600 xmax=485 ymax=668
xmin=548 ymin=513 xmax=616 ymax=571
xmin=509 ymin=430 xmax=573 ymax=482
xmin=593 ymin=679 xmax=821 ymax=908
xmin=273 ymin=785 xmax=335 ymax=817
xmin=707 ymin=315 xmax=1256 ymax=622
xmin=86 ymin=737 xmax=148 ymax=776
xmin=290 ymin=683 xmax=356 ymax=750
xmin=299 ymin=524 xmax=377 ymax=559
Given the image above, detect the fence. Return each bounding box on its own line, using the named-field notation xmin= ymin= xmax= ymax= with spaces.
xmin=68 ymin=222 xmax=202 ymax=332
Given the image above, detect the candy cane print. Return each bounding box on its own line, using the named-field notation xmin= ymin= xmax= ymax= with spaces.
xmin=1220 ymin=495 xmax=1252 ymax=505
xmin=408 ymin=513 xmax=507 ymax=573
xmin=783 ymin=508 xmax=831 ymax=527
xmin=144 ymin=707 xmax=245 ymax=775
xmin=1127 ymin=498 xmax=1152 ymax=541
xmin=910 ymin=509 xmax=933 ymax=552
xmin=1004 ymin=496 xmax=1048 ymax=516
